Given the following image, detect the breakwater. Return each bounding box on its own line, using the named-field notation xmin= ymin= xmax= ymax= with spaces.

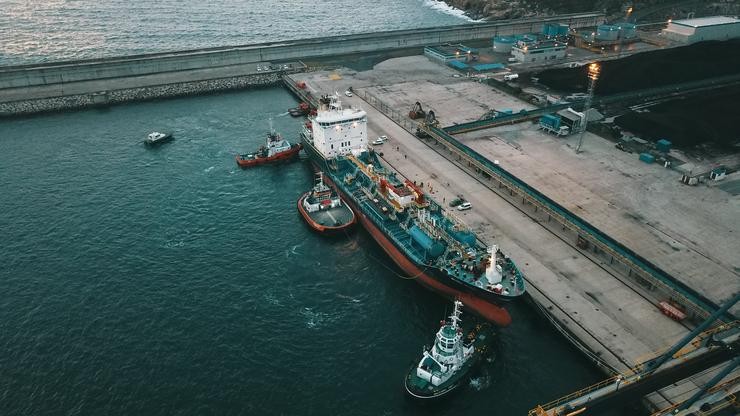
xmin=0 ymin=72 xmax=282 ymax=117
xmin=0 ymin=12 xmax=603 ymax=90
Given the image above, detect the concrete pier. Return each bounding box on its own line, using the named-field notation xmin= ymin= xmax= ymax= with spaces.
xmin=284 ymin=55 xmax=739 ymax=411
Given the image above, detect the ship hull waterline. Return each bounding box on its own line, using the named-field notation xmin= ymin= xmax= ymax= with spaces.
xmin=235 ymin=144 xmax=302 ymax=168
xmin=303 ymin=145 xmax=512 ymax=326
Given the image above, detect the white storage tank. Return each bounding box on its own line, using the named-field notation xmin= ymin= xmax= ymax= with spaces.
xmin=492 ymin=36 xmax=515 ymax=53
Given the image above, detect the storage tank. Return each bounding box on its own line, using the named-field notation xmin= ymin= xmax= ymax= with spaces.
xmin=596 ymin=25 xmax=619 ymax=41
xmin=492 ymin=36 xmax=515 ymax=53
xmin=409 ymin=225 xmax=445 ymax=257
xmin=616 ymin=22 xmax=637 ymax=39
xmin=557 ymin=23 xmax=570 ymax=36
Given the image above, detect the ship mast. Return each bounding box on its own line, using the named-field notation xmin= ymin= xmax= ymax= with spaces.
xmin=450 ymin=300 xmax=463 ymax=331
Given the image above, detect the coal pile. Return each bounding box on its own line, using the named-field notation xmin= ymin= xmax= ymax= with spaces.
xmin=614 ymin=85 xmax=740 ymax=149
xmin=536 ymin=39 xmax=740 ymax=95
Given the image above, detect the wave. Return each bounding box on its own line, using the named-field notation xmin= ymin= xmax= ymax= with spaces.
xmin=421 ymin=0 xmax=480 ymax=22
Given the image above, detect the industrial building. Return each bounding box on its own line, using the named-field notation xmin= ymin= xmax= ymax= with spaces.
xmin=661 ymin=16 xmax=740 ymax=43
xmin=511 ymin=40 xmax=567 ymax=63
xmin=424 ymin=44 xmax=479 ymax=63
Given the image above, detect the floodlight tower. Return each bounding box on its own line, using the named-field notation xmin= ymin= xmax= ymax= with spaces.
xmin=575 ymin=62 xmax=600 ymax=154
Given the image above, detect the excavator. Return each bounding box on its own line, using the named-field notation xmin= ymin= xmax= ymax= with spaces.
xmin=408 ymin=101 xmax=426 ymax=120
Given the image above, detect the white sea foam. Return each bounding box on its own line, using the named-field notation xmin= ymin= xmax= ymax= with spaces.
xmin=300 ymin=307 xmax=341 ymax=329
xmin=469 ymin=375 xmax=491 ymax=391
xmin=422 ymin=0 xmax=479 ymax=22
xmin=204 ymin=166 xmax=215 ymax=173
xmin=286 ymin=243 xmax=302 ymax=258
xmin=163 ymin=240 xmax=185 ymax=249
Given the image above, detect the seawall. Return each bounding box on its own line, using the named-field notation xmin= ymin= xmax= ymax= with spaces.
xmin=0 ymin=12 xmax=604 ymax=117
xmin=0 ymin=72 xmax=281 ymax=117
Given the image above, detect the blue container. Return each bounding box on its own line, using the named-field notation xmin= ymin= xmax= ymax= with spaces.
xmin=472 ymin=63 xmax=505 ymax=72
xmin=448 ymin=60 xmax=468 ymax=70
xmin=539 ymin=114 xmax=561 ymax=129
xmin=639 ymin=153 xmax=655 ymax=164
xmin=596 ymin=25 xmax=619 ymax=41
xmin=656 ymin=139 xmax=672 ymax=153
xmin=557 ymin=23 xmax=570 ymax=36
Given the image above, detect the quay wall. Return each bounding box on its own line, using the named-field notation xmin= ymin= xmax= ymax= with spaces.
xmin=0 ymin=13 xmax=603 ymax=90
xmin=0 ymin=73 xmax=281 ymax=117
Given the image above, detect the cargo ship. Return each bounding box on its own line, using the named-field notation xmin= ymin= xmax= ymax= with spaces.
xmin=236 ymin=122 xmax=301 ymax=168
xmin=405 ymin=300 xmax=494 ymax=399
xmin=300 ymin=95 xmax=525 ymax=326
xmin=298 ymin=172 xmax=356 ymax=234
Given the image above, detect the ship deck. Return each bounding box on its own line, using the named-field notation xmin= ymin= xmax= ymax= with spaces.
xmin=306 ymin=205 xmax=354 ymax=227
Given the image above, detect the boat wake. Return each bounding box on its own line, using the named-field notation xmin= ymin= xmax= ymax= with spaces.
xmin=264 ymin=292 xmax=282 ymax=307
xmin=300 ymin=307 xmax=340 ymax=329
xmin=204 ymin=166 xmax=215 ymax=173
xmin=336 ymin=293 xmax=362 ymax=304
xmin=469 ymin=375 xmax=491 ymax=391
xmin=163 ymin=239 xmax=185 ymax=249
xmin=285 ymin=243 xmax=303 ymax=258
xmin=421 ymin=0 xmax=480 ymax=22
xmin=277 ymin=111 xmax=290 ymax=117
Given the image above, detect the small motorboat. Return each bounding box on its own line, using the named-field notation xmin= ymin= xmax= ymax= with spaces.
xmin=144 ymin=131 xmax=173 ymax=146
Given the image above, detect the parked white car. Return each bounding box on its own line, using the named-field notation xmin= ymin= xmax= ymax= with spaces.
xmin=344 ymin=90 xmax=353 ymax=97
xmin=457 ymin=202 xmax=472 ymax=211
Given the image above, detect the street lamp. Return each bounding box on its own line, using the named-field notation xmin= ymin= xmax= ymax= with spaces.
xmin=575 ymin=62 xmax=600 ymax=153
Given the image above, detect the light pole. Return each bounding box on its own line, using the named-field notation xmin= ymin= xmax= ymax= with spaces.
xmin=575 ymin=62 xmax=600 ymax=153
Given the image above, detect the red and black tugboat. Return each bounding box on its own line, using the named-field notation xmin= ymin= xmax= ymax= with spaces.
xmin=298 ymin=172 xmax=356 ymax=234
xmin=235 ymin=122 xmax=301 ymax=168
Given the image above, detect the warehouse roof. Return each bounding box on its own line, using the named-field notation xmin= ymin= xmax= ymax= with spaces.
xmin=672 ymin=16 xmax=739 ymax=28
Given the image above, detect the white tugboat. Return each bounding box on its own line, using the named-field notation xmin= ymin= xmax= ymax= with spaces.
xmin=404 ymin=300 xmax=494 ymax=399
xmin=144 ymin=131 xmax=173 ymax=146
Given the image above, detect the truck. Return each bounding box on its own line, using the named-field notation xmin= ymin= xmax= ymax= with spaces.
xmin=538 ymin=114 xmax=570 ymax=136
xmin=503 ymin=73 xmax=519 ymax=81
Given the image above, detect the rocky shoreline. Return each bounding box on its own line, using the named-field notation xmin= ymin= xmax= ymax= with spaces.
xmin=0 ymin=73 xmax=282 ymax=117
xmin=441 ymin=0 xmax=740 ymax=22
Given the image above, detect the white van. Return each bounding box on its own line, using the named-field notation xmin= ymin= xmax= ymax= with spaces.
xmin=457 ymin=202 xmax=472 ymax=211
xmin=503 ymin=73 xmax=519 ymax=81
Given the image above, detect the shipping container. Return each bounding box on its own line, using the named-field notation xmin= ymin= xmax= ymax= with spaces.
xmin=656 ymin=139 xmax=672 ymax=153
xmin=639 ymin=153 xmax=655 ymax=164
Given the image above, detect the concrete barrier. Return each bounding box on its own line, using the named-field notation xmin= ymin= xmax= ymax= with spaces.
xmin=0 ymin=13 xmax=604 ymax=90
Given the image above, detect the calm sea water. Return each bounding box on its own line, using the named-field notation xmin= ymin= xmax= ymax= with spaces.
xmin=1 ymin=1 xmax=628 ymax=415
xmin=1 ymin=0 xmax=472 ymax=66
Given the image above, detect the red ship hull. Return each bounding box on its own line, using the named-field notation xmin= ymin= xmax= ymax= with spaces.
xmin=319 ymin=170 xmax=512 ymax=326
xmin=235 ymin=144 xmax=302 ymax=168
xmin=297 ymin=193 xmax=356 ymax=234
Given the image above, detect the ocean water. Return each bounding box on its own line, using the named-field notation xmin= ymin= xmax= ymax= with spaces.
xmin=1 ymin=0 xmax=472 ymax=66
xmin=1 ymin=1 xmax=631 ymax=415
xmin=0 ymin=89 xmax=632 ymax=416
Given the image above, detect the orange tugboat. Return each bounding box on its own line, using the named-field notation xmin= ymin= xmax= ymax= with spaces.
xmin=235 ymin=122 xmax=301 ymax=168
xmin=298 ymin=172 xmax=356 ymax=234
